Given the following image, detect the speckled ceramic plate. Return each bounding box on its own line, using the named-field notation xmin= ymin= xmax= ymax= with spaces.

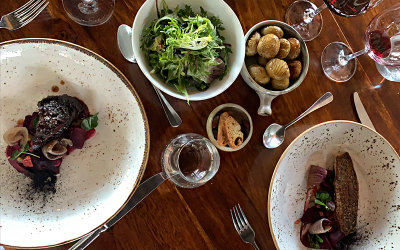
xmin=268 ymin=121 xmax=400 ymax=249
xmin=0 ymin=39 xmax=149 ymax=248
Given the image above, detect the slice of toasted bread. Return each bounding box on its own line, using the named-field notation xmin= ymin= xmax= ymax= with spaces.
xmin=223 ymin=115 xmax=244 ymax=149
xmin=334 ymin=152 xmax=359 ymax=236
xmin=217 ymin=112 xmax=229 ymax=146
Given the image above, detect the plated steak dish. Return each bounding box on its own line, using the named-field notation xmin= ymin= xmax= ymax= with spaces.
xmin=3 ymin=94 xmax=98 ymax=192
xmin=298 ymin=152 xmax=359 ymax=249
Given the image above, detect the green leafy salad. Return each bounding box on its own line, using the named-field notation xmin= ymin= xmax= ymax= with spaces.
xmin=141 ymin=0 xmax=232 ymax=100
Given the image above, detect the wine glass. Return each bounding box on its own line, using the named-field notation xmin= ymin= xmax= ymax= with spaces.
xmin=285 ymin=0 xmax=383 ymax=41
xmin=321 ymin=3 xmax=400 ymax=82
xmin=63 ymin=0 xmax=115 ymax=26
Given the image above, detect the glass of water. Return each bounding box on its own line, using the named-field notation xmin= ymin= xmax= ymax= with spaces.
xmin=162 ymin=133 xmax=220 ymax=188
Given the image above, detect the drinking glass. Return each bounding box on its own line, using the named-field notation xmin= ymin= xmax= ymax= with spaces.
xmin=321 ymin=4 xmax=400 ymax=82
xmin=62 ymin=0 xmax=115 ymax=26
xmin=285 ymin=0 xmax=383 ymax=41
xmin=162 ymin=133 xmax=220 ymax=188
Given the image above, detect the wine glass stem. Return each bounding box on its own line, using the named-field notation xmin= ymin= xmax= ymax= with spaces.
xmin=82 ymin=0 xmax=94 ymax=4
xmin=302 ymin=3 xmax=327 ymax=25
xmin=343 ymin=47 xmax=369 ymax=62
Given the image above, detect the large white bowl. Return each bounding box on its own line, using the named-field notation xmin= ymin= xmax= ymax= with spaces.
xmin=268 ymin=121 xmax=400 ymax=249
xmin=132 ymin=0 xmax=245 ymax=101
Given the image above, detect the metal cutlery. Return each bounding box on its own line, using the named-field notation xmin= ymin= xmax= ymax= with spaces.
xmin=230 ymin=204 xmax=260 ymax=250
xmin=0 ymin=0 xmax=49 ymax=30
xmin=353 ymin=92 xmax=376 ymax=131
xmin=117 ymin=24 xmax=182 ymax=127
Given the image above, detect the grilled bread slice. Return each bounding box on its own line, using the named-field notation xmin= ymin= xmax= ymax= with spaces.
xmin=334 ymin=152 xmax=359 ymax=236
xmin=217 ymin=112 xmax=229 ymax=146
xmin=223 ymin=115 xmax=244 ymax=149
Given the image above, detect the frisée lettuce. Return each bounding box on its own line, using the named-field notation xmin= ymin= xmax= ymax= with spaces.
xmin=140 ymin=0 xmax=232 ymax=101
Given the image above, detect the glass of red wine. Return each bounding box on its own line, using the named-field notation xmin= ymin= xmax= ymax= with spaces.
xmin=321 ymin=4 xmax=400 ymax=82
xmin=63 ymin=0 xmax=115 ymax=26
xmin=285 ymin=0 xmax=383 ymax=41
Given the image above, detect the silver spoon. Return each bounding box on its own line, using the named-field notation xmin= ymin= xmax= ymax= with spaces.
xmin=117 ymin=24 xmax=182 ymax=128
xmin=263 ymin=92 xmax=333 ymax=149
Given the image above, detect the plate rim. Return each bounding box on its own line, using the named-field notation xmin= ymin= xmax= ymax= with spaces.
xmin=0 ymin=38 xmax=150 ymax=249
xmin=267 ymin=120 xmax=400 ymax=250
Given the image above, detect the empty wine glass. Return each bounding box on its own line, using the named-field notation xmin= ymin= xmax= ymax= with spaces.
xmin=321 ymin=4 xmax=400 ymax=82
xmin=63 ymin=0 xmax=115 ymax=26
xmin=285 ymin=0 xmax=383 ymax=41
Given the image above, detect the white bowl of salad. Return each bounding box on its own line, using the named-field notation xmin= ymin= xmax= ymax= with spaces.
xmin=132 ymin=0 xmax=245 ymax=101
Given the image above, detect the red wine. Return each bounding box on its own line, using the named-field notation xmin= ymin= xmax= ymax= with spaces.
xmin=368 ymin=30 xmax=391 ymax=58
xmin=323 ymin=0 xmax=370 ymax=17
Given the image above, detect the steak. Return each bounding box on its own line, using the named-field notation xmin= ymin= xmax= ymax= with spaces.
xmin=31 ymin=95 xmax=89 ymax=150
xmin=334 ymin=152 xmax=359 ymax=236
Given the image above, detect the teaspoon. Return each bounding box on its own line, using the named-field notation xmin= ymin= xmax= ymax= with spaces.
xmin=117 ymin=24 xmax=182 ymax=127
xmin=263 ymin=92 xmax=333 ymax=148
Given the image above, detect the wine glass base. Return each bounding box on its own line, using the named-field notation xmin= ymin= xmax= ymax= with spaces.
xmin=285 ymin=0 xmax=323 ymax=41
xmin=63 ymin=0 xmax=115 ymax=27
xmin=321 ymin=42 xmax=357 ymax=82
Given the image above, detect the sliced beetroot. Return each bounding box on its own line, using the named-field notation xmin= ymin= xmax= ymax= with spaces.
xmin=307 ymin=165 xmax=328 ymax=189
xmin=69 ymin=127 xmax=86 ymax=149
xmin=6 ymin=145 xmax=21 ymax=158
xmin=85 ymin=128 xmax=96 ymax=140
xmin=301 ymin=206 xmax=323 ymax=224
xmin=328 ymin=230 xmax=345 ymax=249
xmin=23 ymin=112 xmax=39 ymax=135
xmin=8 ymin=158 xmax=31 ymax=176
xmin=32 ymin=156 xmax=62 ymax=174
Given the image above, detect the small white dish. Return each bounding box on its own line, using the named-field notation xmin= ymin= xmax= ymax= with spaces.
xmin=132 ymin=0 xmax=245 ymax=101
xmin=0 ymin=39 xmax=150 ymax=248
xmin=206 ymin=103 xmax=253 ymax=152
xmin=268 ymin=121 xmax=400 ymax=249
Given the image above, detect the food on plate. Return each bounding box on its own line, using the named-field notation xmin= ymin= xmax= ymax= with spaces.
xmin=215 ymin=112 xmax=244 ymax=149
xmin=276 ymin=38 xmax=290 ymax=59
xmin=299 ymin=152 xmax=359 ymax=249
xmin=271 ymin=77 xmax=289 ymax=90
xmin=3 ymin=94 xmax=98 ymax=192
xmin=266 ymin=58 xmax=290 ymax=80
xmin=257 ymin=34 xmax=280 ymax=59
xmin=248 ymin=64 xmax=270 ymax=85
xmin=245 ymin=24 xmax=303 ymax=91
xmin=288 ymin=60 xmax=302 ymax=80
xmin=246 ymin=32 xmax=261 ymax=56
xmin=140 ymin=0 xmax=231 ymax=100
xmin=261 ymin=25 xmax=284 ymax=38
xmin=287 ymin=38 xmax=301 ymax=60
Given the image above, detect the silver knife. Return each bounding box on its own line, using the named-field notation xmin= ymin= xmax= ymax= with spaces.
xmin=69 ymin=172 xmax=170 ymax=250
xmin=353 ymin=92 xmax=376 ymax=131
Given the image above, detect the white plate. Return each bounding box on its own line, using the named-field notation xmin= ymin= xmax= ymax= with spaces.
xmin=268 ymin=121 xmax=400 ymax=249
xmin=132 ymin=0 xmax=245 ymax=101
xmin=0 ymin=39 xmax=150 ymax=248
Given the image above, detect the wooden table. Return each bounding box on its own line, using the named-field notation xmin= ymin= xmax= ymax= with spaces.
xmin=1 ymin=0 xmax=399 ymax=249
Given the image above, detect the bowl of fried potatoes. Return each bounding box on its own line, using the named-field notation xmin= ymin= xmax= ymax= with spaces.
xmin=240 ymin=20 xmax=309 ymax=116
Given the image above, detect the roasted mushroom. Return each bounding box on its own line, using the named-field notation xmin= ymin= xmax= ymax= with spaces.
xmin=257 ymin=34 xmax=280 ymax=59
xmin=266 ymin=58 xmax=290 ymax=80
xmin=271 ymin=77 xmax=290 ymax=90
xmin=245 ymin=32 xmax=261 ymax=56
xmin=248 ymin=64 xmax=270 ymax=85
xmin=257 ymin=56 xmax=268 ymax=66
xmin=261 ymin=26 xmax=284 ymax=38
xmin=3 ymin=127 xmax=29 ymax=147
xmin=288 ymin=60 xmax=302 ymax=80
xmin=277 ymin=38 xmax=291 ymax=59
xmin=287 ymin=38 xmax=301 ymax=60
xmin=42 ymin=138 xmax=73 ymax=160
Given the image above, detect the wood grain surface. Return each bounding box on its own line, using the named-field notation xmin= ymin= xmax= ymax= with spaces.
xmin=1 ymin=0 xmax=399 ymax=249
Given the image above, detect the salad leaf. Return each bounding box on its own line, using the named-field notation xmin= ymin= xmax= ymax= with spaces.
xmin=308 ymin=234 xmax=324 ymax=249
xmin=141 ymin=0 xmax=231 ymax=101
xmin=11 ymin=143 xmax=40 ymax=160
xmin=81 ymin=113 xmax=99 ymax=131
xmin=33 ymin=116 xmax=39 ymax=130
xmin=315 ymin=199 xmax=329 ymax=210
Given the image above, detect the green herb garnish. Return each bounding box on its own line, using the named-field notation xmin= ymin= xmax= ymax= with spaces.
xmin=315 ymin=191 xmax=332 ymax=210
xmin=33 ymin=116 xmax=39 ymax=130
xmin=308 ymin=234 xmax=324 ymax=249
xmin=141 ymin=0 xmax=231 ymax=101
xmin=81 ymin=113 xmax=99 ymax=131
xmin=11 ymin=144 xmax=40 ymax=160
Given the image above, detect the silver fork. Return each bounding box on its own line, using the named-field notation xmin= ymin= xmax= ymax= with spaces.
xmin=230 ymin=204 xmax=260 ymax=250
xmin=0 ymin=0 xmax=49 ymax=30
